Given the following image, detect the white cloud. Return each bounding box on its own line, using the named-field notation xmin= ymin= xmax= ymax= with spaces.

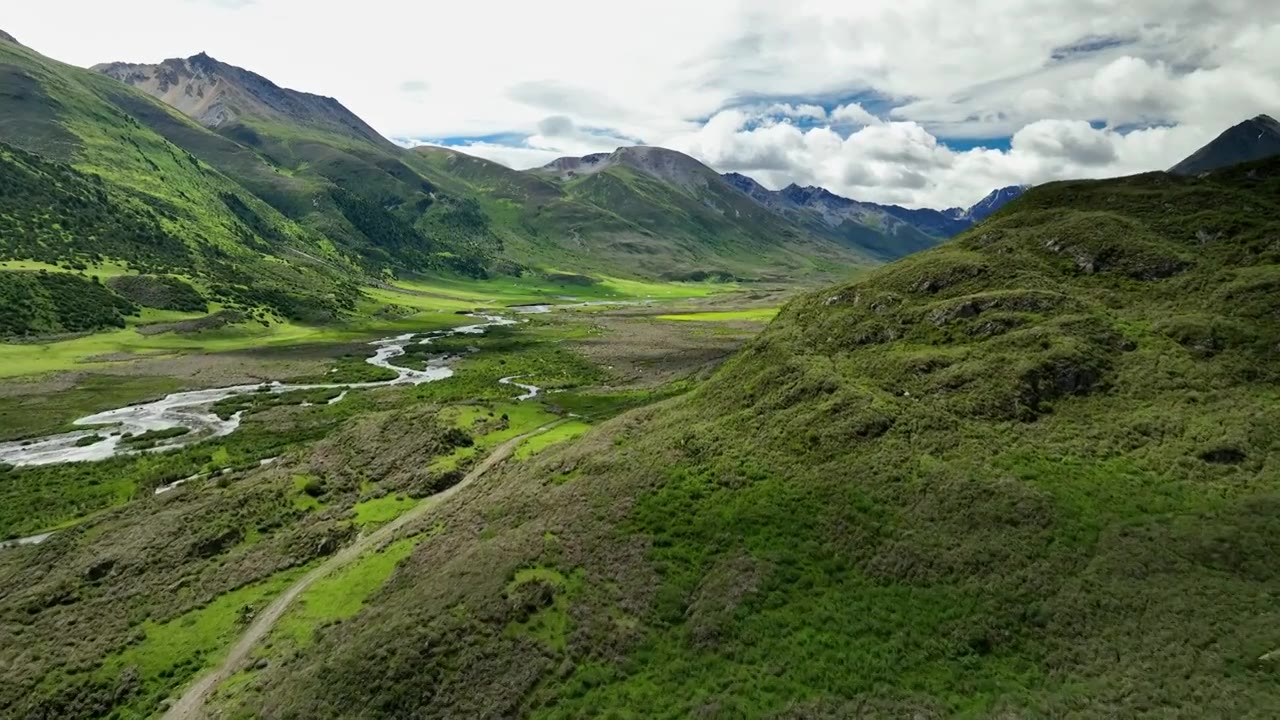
xmin=762 ymin=103 xmax=829 ymax=121
xmin=7 ymin=0 xmax=1280 ymax=208
xmin=830 ymin=103 xmax=880 ymax=127
xmin=663 ymin=109 xmax=1214 ymax=208
xmin=1011 ymin=119 xmax=1118 ymax=166
xmin=526 ymin=115 xmax=634 ymax=157
xmin=184 ymin=0 xmax=256 ymax=7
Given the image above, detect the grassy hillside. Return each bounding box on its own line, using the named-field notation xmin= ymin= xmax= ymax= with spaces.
xmin=0 ymin=40 xmax=362 ymax=324
xmin=415 ymin=146 xmax=872 ymax=280
xmin=228 ymin=159 xmax=1280 ymax=717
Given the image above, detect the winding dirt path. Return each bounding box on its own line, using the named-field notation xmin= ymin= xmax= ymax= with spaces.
xmin=161 ymin=422 xmax=562 ymax=720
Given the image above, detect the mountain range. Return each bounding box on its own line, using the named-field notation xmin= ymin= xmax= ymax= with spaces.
xmin=0 ymin=36 xmax=1032 ymax=314
xmin=87 ymin=47 xmax=901 ymax=272
xmin=4 ymin=32 xmax=1279 ymax=337
xmin=722 ymin=172 xmax=1027 ymax=259
xmin=0 ymin=40 xmax=905 ymax=315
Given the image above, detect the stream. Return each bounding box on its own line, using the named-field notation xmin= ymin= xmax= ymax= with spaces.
xmin=0 ymin=313 xmax=534 ymax=469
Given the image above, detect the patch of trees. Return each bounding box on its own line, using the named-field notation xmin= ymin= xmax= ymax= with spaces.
xmin=0 ymin=142 xmax=190 ymax=269
xmin=107 ymin=274 xmax=207 ymax=312
xmin=330 ymin=187 xmax=429 ymax=260
xmin=330 ymin=187 xmax=497 ymax=279
xmin=220 ymin=192 xmax=287 ymax=248
xmin=0 ymin=270 xmax=138 ymax=337
xmin=418 ymin=195 xmax=502 ymax=278
xmin=199 ymin=252 xmax=360 ymax=323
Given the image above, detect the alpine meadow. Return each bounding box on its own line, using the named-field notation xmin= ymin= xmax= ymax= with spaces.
xmin=1 ymin=5 xmax=1279 ymax=720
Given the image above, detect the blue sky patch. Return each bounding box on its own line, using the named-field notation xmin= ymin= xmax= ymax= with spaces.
xmin=1050 ymin=35 xmax=1137 ymax=62
xmin=941 ymin=136 xmax=1013 ymax=152
xmin=426 ymin=132 xmax=532 ymax=147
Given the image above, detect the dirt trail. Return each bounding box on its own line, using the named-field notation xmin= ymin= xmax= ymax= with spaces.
xmin=161 ymin=422 xmax=561 ymax=720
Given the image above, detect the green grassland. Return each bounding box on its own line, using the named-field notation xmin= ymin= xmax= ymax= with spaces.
xmin=390 ymin=273 xmax=724 ymax=304
xmin=96 ymin=565 xmax=311 ymax=714
xmin=514 ymin=420 xmax=592 ymax=460
xmin=0 ymin=32 xmax=858 ymax=423
xmin=272 ymin=537 xmax=422 ymax=648
xmin=211 ymin=159 xmax=1280 ymax=718
xmin=18 ymin=22 xmax=1276 ymax=720
xmin=0 ymin=314 xmax=443 ymax=378
xmin=0 ymin=265 xmax=731 ymax=378
xmin=351 ymin=493 xmax=421 ymax=530
xmin=0 ymin=393 xmax=583 ymax=717
xmin=0 ymin=258 xmax=136 ymax=276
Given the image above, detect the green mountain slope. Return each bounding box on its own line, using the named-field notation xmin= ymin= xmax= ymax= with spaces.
xmin=94 ymin=53 xmax=504 ymax=278
xmin=96 ymin=56 xmax=871 ymax=283
xmin=232 ymin=159 xmax=1280 ymax=717
xmin=0 ymin=38 xmax=361 ymax=323
xmin=415 ymin=145 xmax=874 ymax=280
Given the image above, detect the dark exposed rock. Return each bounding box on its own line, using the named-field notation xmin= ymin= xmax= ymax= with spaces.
xmin=1043 ymin=238 xmax=1098 ymax=273
xmin=85 ymin=558 xmax=117 ymax=582
xmin=1043 ymin=237 xmax=1189 ymax=280
xmin=1199 ymin=448 xmax=1246 ymax=465
xmin=1126 ymin=256 xmax=1190 ymax=281
xmin=1015 ymin=355 xmax=1108 ymax=417
xmin=928 ymin=301 xmax=981 ymax=326
xmin=188 ymin=527 xmax=244 ymax=559
xmin=970 ymin=317 xmax=1025 ymax=339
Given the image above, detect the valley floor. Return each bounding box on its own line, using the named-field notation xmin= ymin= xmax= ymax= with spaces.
xmin=0 ymin=275 xmax=780 ymax=719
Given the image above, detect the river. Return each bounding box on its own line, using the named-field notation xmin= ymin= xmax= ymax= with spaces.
xmin=0 ymin=313 xmax=534 ymax=469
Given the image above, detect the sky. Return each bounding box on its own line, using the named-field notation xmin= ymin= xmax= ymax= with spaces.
xmin=7 ymin=0 xmax=1280 ymax=209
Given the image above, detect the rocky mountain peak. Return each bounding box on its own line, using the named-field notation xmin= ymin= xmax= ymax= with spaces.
xmin=779 ymin=183 xmax=850 ymax=208
xmin=93 ymin=53 xmax=389 ymax=147
xmin=1171 ymin=114 xmax=1280 ymax=175
xmin=963 ymin=185 xmax=1028 ymax=221
xmin=536 ymin=145 xmax=715 ymax=189
xmin=188 ymin=51 xmax=219 ymax=71
xmin=0 ymin=29 xmax=19 ymax=45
